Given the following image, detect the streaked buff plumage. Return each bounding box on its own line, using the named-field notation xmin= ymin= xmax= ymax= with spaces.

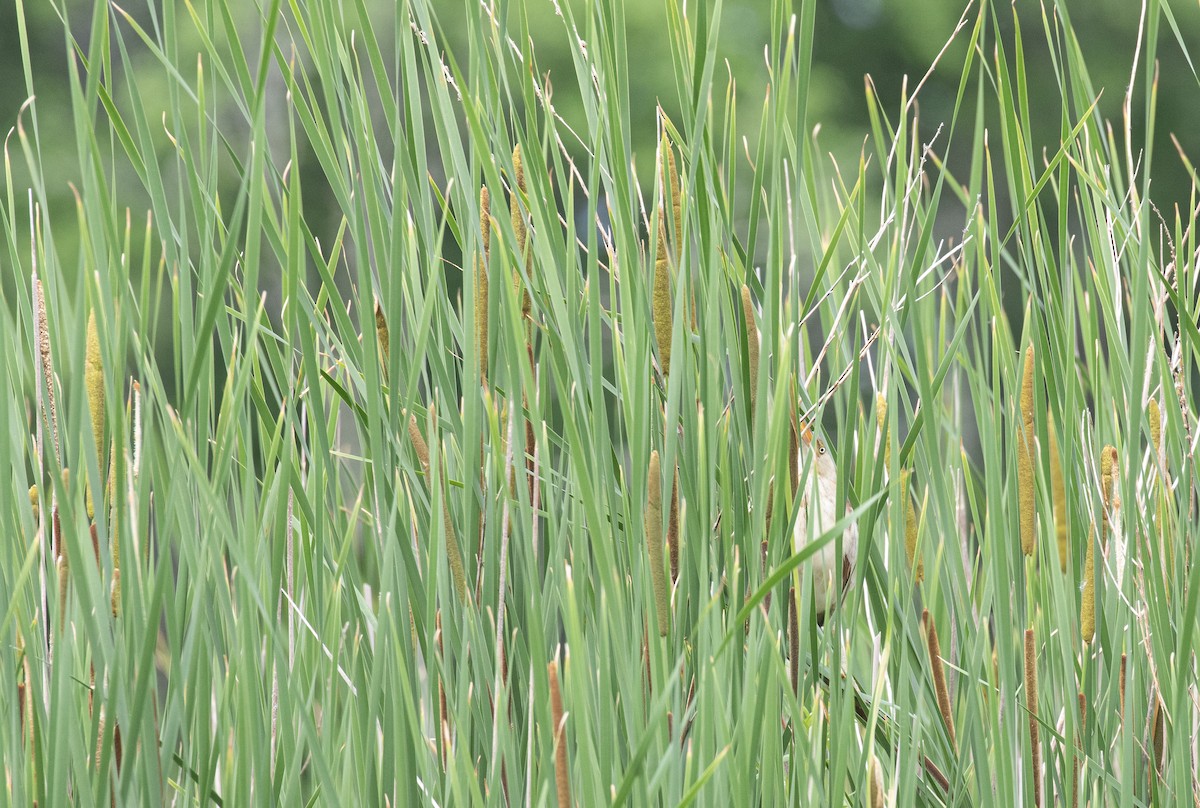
xmin=792 ymin=424 xmax=857 ymax=619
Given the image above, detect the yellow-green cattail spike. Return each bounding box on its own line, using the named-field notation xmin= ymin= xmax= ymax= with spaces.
xmin=651 ymin=132 xmax=676 ymax=380
xmin=1100 ymin=445 xmax=1117 ymax=539
xmin=1081 ymin=522 xmax=1096 ymax=644
xmin=85 ymin=311 xmax=104 ymax=465
xmin=409 ymin=409 xmax=469 ymax=603
xmin=1018 ymin=345 xmax=1036 ymax=557
xmin=375 ymin=303 xmax=390 ymax=380
xmin=1049 ymin=417 xmax=1067 ymax=572
xmin=875 ymin=393 xmax=890 ymax=471
xmin=511 ymin=145 xmax=531 ymax=317
xmin=84 ymin=311 xmax=105 ymax=521
xmin=1148 ymin=398 xmax=1172 ymax=581
xmin=740 ymin=285 xmax=758 ymax=417
xmin=1149 ymin=398 xmax=1161 ymax=457
xmin=902 ymin=469 xmax=923 ymax=583
xmin=662 ymin=128 xmax=682 ymax=255
xmin=646 ymin=450 xmax=669 ymax=636
xmin=477 ymin=185 xmax=491 ymax=382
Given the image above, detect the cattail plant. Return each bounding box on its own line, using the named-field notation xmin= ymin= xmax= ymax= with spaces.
xmin=876 ymin=392 xmax=890 ymax=471
xmin=1081 ymin=521 xmax=1096 ymax=644
xmin=1100 ymin=445 xmax=1118 ymax=537
xmin=868 ymin=755 xmax=885 ymax=808
xmin=375 ymin=302 xmax=390 ymax=381
xmin=788 ymin=585 xmax=799 ymax=697
xmin=646 ymin=450 xmax=670 ymax=636
xmin=510 ymin=145 xmax=532 ymax=318
xmin=923 ymin=609 xmax=956 ymax=752
xmin=409 ymin=408 xmax=470 ymax=603
xmin=1049 ymin=417 xmax=1067 ymax=572
xmin=1147 ymin=690 xmax=1165 ymax=781
xmin=1025 ymin=627 xmax=1041 ymax=806
xmin=741 ymin=284 xmax=758 ymax=418
xmin=1018 ymin=345 xmax=1036 ymax=557
xmin=1148 ymin=398 xmax=1172 ymax=580
xmin=477 ymin=185 xmax=491 ymax=382
xmin=652 ymin=133 xmax=677 ymax=379
xmin=1101 ymin=444 xmax=1123 ymax=587
xmin=85 ymin=311 xmax=104 ymax=467
xmin=902 ymin=470 xmax=924 ymax=584
xmin=548 ymin=658 xmax=572 ymax=808
xmin=1073 ymin=692 xmax=1087 ymax=808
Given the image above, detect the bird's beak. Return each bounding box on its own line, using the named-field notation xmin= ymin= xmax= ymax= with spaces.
xmin=798 ymin=420 xmax=813 ymax=445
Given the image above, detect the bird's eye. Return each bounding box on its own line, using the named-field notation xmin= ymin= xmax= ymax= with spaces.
xmin=817 ymin=441 xmax=826 ymax=455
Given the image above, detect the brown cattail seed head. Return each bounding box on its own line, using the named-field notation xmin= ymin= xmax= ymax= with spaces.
xmin=1018 ymin=345 xmax=1036 ymax=556
xmin=741 ymin=285 xmax=759 ymax=417
xmin=1025 ymin=627 xmax=1041 ymax=807
xmin=548 ymin=659 xmax=572 ymax=807
xmin=868 ymin=755 xmax=885 ymax=808
xmin=923 ymin=609 xmax=956 ymax=752
xmin=375 ymin=303 xmax=390 ymax=380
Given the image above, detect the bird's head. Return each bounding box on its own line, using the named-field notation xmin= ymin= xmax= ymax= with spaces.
xmin=797 ymin=419 xmax=838 ymax=483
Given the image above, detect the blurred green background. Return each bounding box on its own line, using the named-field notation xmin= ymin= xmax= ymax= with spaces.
xmin=3 ymin=0 xmax=1198 ymax=282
